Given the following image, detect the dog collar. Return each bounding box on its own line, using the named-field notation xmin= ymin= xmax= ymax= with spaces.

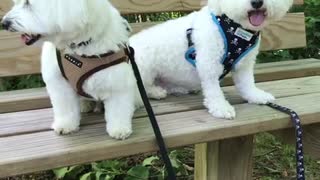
xmin=185 ymin=13 xmax=260 ymax=80
xmin=69 ymin=38 xmax=92 ymax=49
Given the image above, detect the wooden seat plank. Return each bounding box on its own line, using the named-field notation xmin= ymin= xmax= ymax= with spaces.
xmin=1 ymin=76 xmax=320 ymax=138
xmin=0 ymin=13 xmax=306 ymax=78
xmin=0 ymin=91 xmax=319 ymax=177
xmin=0 ymin=59 xmax=319 ymax=113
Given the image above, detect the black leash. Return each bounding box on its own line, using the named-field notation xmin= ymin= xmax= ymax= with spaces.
xmin=126 ymin=46 xmax=177 ymax=180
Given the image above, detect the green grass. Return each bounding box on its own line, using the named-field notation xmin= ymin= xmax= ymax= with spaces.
xmin=254 ymin=133 xmax=320 ymax=180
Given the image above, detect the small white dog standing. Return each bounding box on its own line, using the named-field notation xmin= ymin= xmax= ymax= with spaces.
xmin=130 ymin=0 xmax=294 ymax=119
xmin=1 ymin=0 xmax=139 ymax=140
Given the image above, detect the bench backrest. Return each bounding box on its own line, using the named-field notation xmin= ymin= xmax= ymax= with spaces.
xmin=0 ymin=0 xmax=305 ymax=78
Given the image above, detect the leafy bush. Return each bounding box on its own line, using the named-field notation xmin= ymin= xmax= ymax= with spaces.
xmin=53 ymin=149 xmax=194 ymax=180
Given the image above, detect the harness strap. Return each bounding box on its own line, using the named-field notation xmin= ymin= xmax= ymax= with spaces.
xmin=56 ymin=49 xmax=67 ymax=80
xmin=186 ymin=28 xmax=230 ymax=80
xmin=186 ymin=28 xmax=194 ymax=47
xmin=57 ymin=49 xmax=129 ymax=98
xmin=126 ymin=46 xmax=177 ymax=180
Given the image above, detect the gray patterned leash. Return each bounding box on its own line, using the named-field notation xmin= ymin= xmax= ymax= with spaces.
xmin=267 ymin=103 xmax=305 ymax=180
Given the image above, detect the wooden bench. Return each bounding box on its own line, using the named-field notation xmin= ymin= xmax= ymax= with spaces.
xmin=0 ymin=0 xmax=319 ymax=179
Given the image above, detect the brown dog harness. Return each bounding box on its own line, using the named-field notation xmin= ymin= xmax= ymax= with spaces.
xmin=56 ymin=49 xmax=129 ymax=98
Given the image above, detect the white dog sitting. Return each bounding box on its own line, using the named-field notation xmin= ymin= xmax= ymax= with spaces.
xmin=130 ymin=0 xmax=293 ymax=119
xmin=1 ymin=0 xmax=138 ymax=140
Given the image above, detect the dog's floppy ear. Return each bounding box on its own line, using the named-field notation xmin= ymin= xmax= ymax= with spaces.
xmin=55 ymin=0 xmax=89 ymax=33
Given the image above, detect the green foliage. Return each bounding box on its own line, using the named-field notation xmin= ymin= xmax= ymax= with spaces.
xmin=53 ymin=150 xmax=194 ymax=180
xmin=254 ymin=133 xmax=320 ymax=179
xmin=53 ymin=165 xmax=86 ymax=179
xmin=0 ymin=75 xmax=44 ymax=91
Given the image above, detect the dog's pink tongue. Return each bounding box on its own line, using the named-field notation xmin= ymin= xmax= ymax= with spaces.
xmin=21 ymin=34 xmax=30 ymax=44
xmin=249 ymin=11 xmax=265 ymax=26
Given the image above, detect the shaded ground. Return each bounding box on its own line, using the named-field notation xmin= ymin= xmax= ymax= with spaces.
xmin=0 ymin=172 xmax=54 ymax=180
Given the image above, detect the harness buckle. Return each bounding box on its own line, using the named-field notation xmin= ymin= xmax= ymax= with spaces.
xmin=185 ymin=46 xmax=196 ymax=67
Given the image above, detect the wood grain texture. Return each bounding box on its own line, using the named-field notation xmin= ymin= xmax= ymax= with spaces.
xmin=0 ymin=92 xmax=319 ymax=177
xmin=194 ymin=138 xmax=254 ymax=180
xmin=2 ymin=76 xmax=320 ymax=138
xmin=260 ymin=13 xmax=306 ymax=51
xmin=0 ymin=31 xmax=40 ymax=77
xmin=205 ymin=136 xmax=254 ymax=180
xmin=1 ymin=59 xmax=319 ymax=114
xmin=0 ymin=13 xmax=306 ymax=77
xmin=194 ymin=143 xmax=209 ymax=180
xmin=0 ymin=0 xmax=304 ymax=16
xmin=131 ymin=13 xmax=306 ymax=51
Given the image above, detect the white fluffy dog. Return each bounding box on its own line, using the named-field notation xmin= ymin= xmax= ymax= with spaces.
xmin=130 ymin=0 xmax=293 ymax=119
xmin=2 ymin=0 xmax=138 ymax=139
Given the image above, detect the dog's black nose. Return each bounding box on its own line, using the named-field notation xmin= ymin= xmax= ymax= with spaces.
xmin=1 ymin=19 xmax=11 ymax=30
xmin=251 ymin=0 xmax=264 ymax=9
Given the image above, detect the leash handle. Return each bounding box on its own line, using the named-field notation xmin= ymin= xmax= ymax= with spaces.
xmin=127 ymin=46 xmax=177 ymax=180
xmin=267 ymin=103 xmax=305 ymax=180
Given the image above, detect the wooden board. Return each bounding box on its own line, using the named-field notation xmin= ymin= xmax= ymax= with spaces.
xmin=194 ymin=143 xmax=210 ymax=180
xmin=1 ymin=76 xmax=320 ymax=137
xmin=260 ymin=13 xmax=306 ymax=51
xmin=0 ymin=0 xmax=304 ymax=16
xmin=1 ymin=59 xmax=319 ymax=114
xmin=0 ymin=13 xmax=306 ymax=77
xmin=0 ymin=91 xmax=319 ymax=177
xmin=212 ymin=136 xmax=254 ymax=180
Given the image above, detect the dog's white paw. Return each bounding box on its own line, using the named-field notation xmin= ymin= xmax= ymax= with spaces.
xmin=205 ymin=100 xmax=236 ymax=120
xmin=147 ymin=86 xmax=167 ymax=100
xmin=52 ymin=120 xmax=80 ymax=135
xmin=107 ymin=126 xmax=132 ymax=140
xmin=244 ymin=89 xmax=275 ymax=105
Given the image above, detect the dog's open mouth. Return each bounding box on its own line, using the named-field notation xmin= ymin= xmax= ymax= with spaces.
xmin=248 ymin=9 xmax=267 ymax=27
xmin=21 ymin=34 xmax=42 ymax=46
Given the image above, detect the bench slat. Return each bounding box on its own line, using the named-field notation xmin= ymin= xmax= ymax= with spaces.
xmin=0 ymin=91 xmax=318 ymax=177
xmin=0 ymin=59 xmax=319 ymax=114
xmin=131 ymin=13 xmax=306 ymax=51
xmin=0 ymin=13 xmax=306 ymax=77
xmin=260 ymin=13 xmax=306 ymax=51
xmin=1 ymin=76 xmax=319 ymax=137
xmin=0 ymin=0 xmax=304 ymax=16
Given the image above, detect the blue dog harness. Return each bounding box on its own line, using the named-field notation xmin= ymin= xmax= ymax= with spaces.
xmin=185 ymin=13 xmax=260 ymax=80
xmin=185 ymin=13 xmax=305 ymax=180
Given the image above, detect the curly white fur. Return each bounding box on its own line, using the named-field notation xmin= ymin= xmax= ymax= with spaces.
xmin=130 ymin=0 xmax=293 ymax=119
xmin=2 ymin=0 xmax=139 ymax=139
